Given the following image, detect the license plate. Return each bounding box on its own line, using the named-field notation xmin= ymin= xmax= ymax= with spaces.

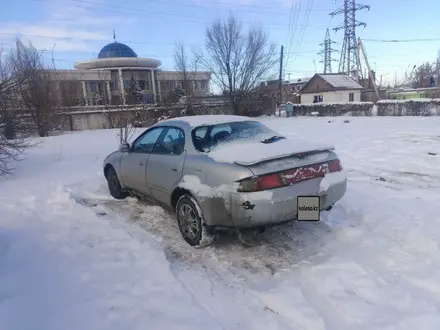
xmin=297 ymin=196 xmax=320 ymax=221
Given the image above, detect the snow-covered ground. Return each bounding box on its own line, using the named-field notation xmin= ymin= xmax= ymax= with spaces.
xmin=1 ymin=116 xmax=440 ymax=330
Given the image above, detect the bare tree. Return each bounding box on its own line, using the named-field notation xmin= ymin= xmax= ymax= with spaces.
xmin=0 ymin=48 xmax=33 ymax=175
xmin=195 ymin=15 xmax=277 ymax=115
xmin=0 ymin=48 xmax=20 ymax=140
xmin=10 ymin=40 xmax=60 ymax=137
xmin=174 ymin=42 xmax=198 ymax=99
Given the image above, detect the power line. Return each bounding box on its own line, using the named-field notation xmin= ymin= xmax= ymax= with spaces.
xmin=285 ymin=0 xmax=303 ymax=70
xmin=43 ymin=0 xmax=330 ymax=15
xmin=0 ymin=45 xmax=320 ymax=56
xmin=289 ymin=0 xmax=314 ymax=65
xmin=363 ymin=37 xmax=440 ymax=43
xmin=285 ymin=0 xmax=300 ymax=66
xmin=28 ymin=0 xmax=322 ymax=30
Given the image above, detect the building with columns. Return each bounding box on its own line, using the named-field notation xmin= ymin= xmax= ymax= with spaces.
xmin=53 ymin=41 xmax=211 ymax=106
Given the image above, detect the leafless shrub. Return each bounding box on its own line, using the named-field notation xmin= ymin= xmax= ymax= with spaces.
xmin=105 ymin=107 xmax=136 ymax=144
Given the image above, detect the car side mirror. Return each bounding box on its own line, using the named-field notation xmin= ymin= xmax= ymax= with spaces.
xmin=118 ymin=143 xmax=130 ymax=152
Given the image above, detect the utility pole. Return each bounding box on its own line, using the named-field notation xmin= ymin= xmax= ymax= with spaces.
xmin=330 ymin=0 xmax=370 ymax=79
xmin=318 ymin=28 xmax=338 ymax=74
xmin=278 ymin=45 xmax=284 ymax=116
xmin=16 ymin=40 xmax=23 ymax=69
xmin=358 ymin=38 xmax=379 ymax=101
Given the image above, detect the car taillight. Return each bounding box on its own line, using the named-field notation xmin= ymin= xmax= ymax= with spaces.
xmin=237 ymin=173 xmax=283 ymax=192
xmin=328 ymin=159 xmax=342 ymax=172
xmin=257 ymin=173 xmax=282 ymax=190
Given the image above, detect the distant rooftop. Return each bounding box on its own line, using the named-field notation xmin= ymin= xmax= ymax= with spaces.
xmin=289 ymin=77 xmax=311 ymax=84
xmin=319 ymin=74 xmax=363 ymax=90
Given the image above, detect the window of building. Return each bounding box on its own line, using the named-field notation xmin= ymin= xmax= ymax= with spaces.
xmin=313 ymin=95 xmax=323 ymax=103
xmin=200 ymin=80 xmax=207 ymax=90
xmin=349 ymin=92 xmax=354 ymax=102
xmin=90 ymin=81 xmax=96 ymax=93
xmin=138 ymin=80 xmax=146 ymax=90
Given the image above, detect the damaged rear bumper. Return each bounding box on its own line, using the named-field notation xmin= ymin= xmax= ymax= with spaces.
xmin=200 ymin=172 xmax=347 ymax=228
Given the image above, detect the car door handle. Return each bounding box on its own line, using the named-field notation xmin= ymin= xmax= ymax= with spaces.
xmin=171 ymin=168 xmax=178 ymax=172
xmin=139 ymin=161 xmax=144 ymax=166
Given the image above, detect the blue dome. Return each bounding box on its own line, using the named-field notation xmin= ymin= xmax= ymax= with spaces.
xmin=97 ymin=42 xmax=138 ymax=59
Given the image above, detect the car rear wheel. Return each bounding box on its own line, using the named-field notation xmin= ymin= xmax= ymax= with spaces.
xmin=106 ymin=167 xmax=128 ymax=200
xmin=176 ymin=195 xmax=204 ymax=246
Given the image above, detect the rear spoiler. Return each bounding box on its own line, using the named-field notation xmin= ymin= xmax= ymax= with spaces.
xmin=233 ymin=146 xmax=335 ymax=166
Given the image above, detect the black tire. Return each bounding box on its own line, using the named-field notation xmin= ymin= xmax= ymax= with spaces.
xmin=176 ymin=195 xmax=203 ymax=246
xmin=106 ymin=167 xmax=128 ymax=200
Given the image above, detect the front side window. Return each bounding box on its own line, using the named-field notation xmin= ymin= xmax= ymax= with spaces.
xmin=131 ymin=127 xmax=164 ymax=153
xmin=153 ymin=127 xmax=185 ymax=155
xmin=192 ymin=121 xmax=275 ymax=152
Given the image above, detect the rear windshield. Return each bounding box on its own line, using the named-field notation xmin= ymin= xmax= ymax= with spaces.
xmin=192 ymin=120 xmax=274 ymax=152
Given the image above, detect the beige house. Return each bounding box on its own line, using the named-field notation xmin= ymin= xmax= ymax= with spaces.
xmin=51 ymin=41 xmax=211 ymax=106
xmin=298 ymin=73 xmax=363 ymax=104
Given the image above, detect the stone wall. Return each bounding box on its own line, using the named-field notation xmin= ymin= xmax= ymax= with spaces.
xmin=376 ymin=99 xmax=440 ymax=116
xmin=60 ymin=104 xmax=230 ymax=131
xmin=292 ymin=102 xmax=374 ymax=116
xmin=58 ymin=98 xmax=274 ymax=131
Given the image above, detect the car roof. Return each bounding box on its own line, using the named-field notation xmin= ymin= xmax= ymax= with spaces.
xmin=156 ymin=115 xmax=259 ymax=128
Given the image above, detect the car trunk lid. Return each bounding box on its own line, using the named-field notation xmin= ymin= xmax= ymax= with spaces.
xmin=208 ymin=137 xmax=335 ymax=173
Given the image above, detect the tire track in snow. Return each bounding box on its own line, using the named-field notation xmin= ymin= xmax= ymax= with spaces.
xmin=170 ymin=262 xmax=298 ymax=330
xmin=93 ymin=195 xmax=353 ymax=327
xmin=71 ymin=195 xmax=226 ymax=327
xmin=72 ymin=194 xmax=294 ymax=329
xmin=74 ymin=190 xmax=419 ymax=327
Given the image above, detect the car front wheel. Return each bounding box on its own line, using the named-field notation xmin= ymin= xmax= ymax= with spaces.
xmin=106 ymin=167 xmax=128 ymax=200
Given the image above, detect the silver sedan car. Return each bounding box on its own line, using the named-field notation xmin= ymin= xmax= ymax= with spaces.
xmin=103 ymin=115 xmax=347 ymax=246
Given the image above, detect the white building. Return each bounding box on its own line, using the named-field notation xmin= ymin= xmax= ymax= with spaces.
xmin=52 ymin=41 xmax=211 ymax=106
xmin=298 ymin=73 xmax=363 ymax=104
